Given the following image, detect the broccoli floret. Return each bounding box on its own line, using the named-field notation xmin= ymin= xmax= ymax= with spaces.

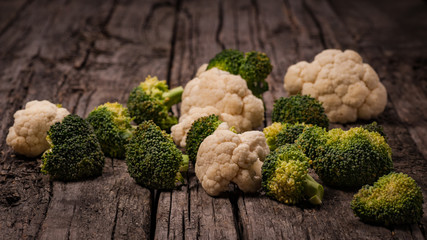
xmin=238 ymin=51 xmax=272 ymax=98
xmin=87 ymin=102 xmax=134 ymax=159
xmin=272 ymin=95 xmax=329 ymax=129
xmin=351 ymin=172 xmax=424 ymax=226
xmin=312 ymin=127 xmax=393 ymax=188
xmin=41 ymin=114 xmax=105 ymax=181
xmin=186 ymin=115 xmax=223 ymax=164
xmin=295 ymin=125 xmax=328 ymax=161
xmin=206 ymin=49 xmax=272 ymax=99
xmin=262 ymin=144 xmax=324 ymax=205
xmin=125 ymin=120 xmax=188 ymax=190
xmin=263 ymin=122 xmax=311 ymax=151
xmin=127 ymin=76 xmax=183 ymax=131
xmin=361 ymin=121 xmax=387 ymax=141
xmin=263 ymin=123 xmax=285 ymax=151
xmin=207 ymin=49 xmax=244 ymax=74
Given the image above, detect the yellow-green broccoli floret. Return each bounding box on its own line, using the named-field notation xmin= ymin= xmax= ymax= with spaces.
xmin=127 ymin=76 xmax=183 ymax=131
xmin=87 ymin=102 xmax=134 ymax=159
xmin=351 ymin=172 xmax=424 ymax=226
xmin=262 ymin=144 xmax=324 ymax=205
xmin=263 ymin=122 xmax=312 ymax=151
xmin=312 ymin=127 xmax=393 ymax=188
xmin=125 ymin=120 xmax=188 ymax=190
xmin=186 ymin=115 xmax=223 ymax=164
xmin=41 ymin=114 xmax=105 ymax=181
xmin=361 ymin=121 xmax=387 ymax=141
xmin=272 ymin=95 xmax=329 ymax=129
xmin=207 ymin=49 xmax=272 ymax=99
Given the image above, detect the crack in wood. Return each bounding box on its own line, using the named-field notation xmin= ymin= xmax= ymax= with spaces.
xmin=302 ymin=0 xmax=327 ymax=49
xmin=166 ymin=0 xmax=182 ymax=86
xmin=110 ymin=188 xmax=120 ymax=240
xmin=215 ymin=0 xmax=226 ymax=50
xmin=0 ymin=0 xmax=34 ymax=38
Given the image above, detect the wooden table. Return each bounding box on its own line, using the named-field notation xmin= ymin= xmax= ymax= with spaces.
xmin=1 ymin=0 xmax=426 ymax=239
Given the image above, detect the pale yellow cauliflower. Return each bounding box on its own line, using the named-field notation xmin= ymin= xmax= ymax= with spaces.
xmin=284 ymin=49 xmax=387 ymax=123
xmin=195 ymin=123 xmax=269 ymax=196
xmin=6 ymin=100 xmax=70 ymax=157
xmin=172 ymin=67 xmax=264 ymax=147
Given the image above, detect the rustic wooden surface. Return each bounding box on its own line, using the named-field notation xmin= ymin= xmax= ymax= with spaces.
xmin=1 ymin=0 xmax=426 ymax=239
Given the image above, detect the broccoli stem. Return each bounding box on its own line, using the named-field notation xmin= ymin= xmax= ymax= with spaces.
xmin=179 ymin=155 xmax=189 ymax=172
xmin=303 ymin=174 xmax=324 ymax=205
xmin=163 ymin=86 xmax=184 ymax=108
xmin=174 ymin=155 xmax=189 ymax=186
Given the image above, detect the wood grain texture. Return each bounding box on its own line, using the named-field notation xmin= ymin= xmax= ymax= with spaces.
xmin=0 ymin=0 xmax=426 ymax=239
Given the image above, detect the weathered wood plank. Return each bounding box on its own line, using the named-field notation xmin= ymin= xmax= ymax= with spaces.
xmin=235 ymin=0 xmax=427 ymax=239
xmin=155 ymin=0 xmax=239 ymax=238
xmin=0 ymin=0 xmax=116 ymax=235
xmin=0 ymin=0 xmax=176 ymax=239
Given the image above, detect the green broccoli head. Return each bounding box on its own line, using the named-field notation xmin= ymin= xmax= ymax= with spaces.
xmin=263 ymin=122 xmax=311 ymax=151
xmin=41 ymin=114 xmax=105 ymax=181
xmin=313 ymin=127 xmax=393 ymax=188
xmin=238 ymin=51 xmax=272 ymax=98
xmin=87 ymin=102 xmax=134 ymax=159
xmin=127 ymin=76 xmax=183 ymax=131
xmin=207 ymin=49 xmax=244 ymax=75
xmin=206 ymin=49 xmax=272 ymax=99
xmin=272 ymin=95 xmax=329 ymax=129
xmin=361 ymin=121 xmax=387 ymax=141
xmin=125 ymin=120 xmax=188 ymax=190
xmin=186 ymin=115 xmax=223 ymax=164
xmin=262 ymin=144 xmax=324 ymax=205
xmin=351 ymin=172 xmax=424 ymax=226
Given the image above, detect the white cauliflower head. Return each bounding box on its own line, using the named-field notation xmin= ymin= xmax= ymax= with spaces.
xmin=173 ymin=67 xmax=264 ymax=147
xmin=195 ymin=123 xmax=269 ymax=196
xmin=284 ymin=49 xmax=387 ymax=123
xmin=6 ymin=100 xmax=70 ymax=157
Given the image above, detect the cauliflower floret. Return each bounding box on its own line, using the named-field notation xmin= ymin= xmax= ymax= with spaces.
xmin=195 ymin=123 xmax=269 ymax=196
xmin=173 ymin=67 xmax=264 ymax=147
xmin=284 ymin=49 xmax=387 ymax=123
xmin=6 ymin=100 xmax=70 ymax=157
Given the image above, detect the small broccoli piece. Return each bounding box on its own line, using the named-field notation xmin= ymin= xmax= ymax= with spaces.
xmin=263 ymin=123 xmax=285 ymax=151
xmin=206 ymin=49 xmax=272 ymax=99
xmin=263 ymin=122 xmax=311 ymax=151
xmin=87 ymin=102 xmax=134 ymax=159
xmin=41 ymin=114 xmax=105 ymax=181
xmin=295 ymin=125 xmax=328 ymax=161
xmin=186 ymin=115 xmax=223 ymax=164
xmin=127 ymin=76 xmax=183 ymax=131
xmin=351 ymin=172 xmax=424 ymax=226
xmin=361 ymin=121 xmax=387 ymax=141
xmin=312 ymin=127 xmax=393 ymax=188
xmin=207 ymin=49 xmax=244 ymax=74
xmin=262 ymin=144 xmax=324 ymax=205
xmin=272 ymin=95 xmax=329 ymax=129
xmin=238 ymin=51 xmax=272 ymax=98
xmin=126 ymin=120 xmax=188 ymax=190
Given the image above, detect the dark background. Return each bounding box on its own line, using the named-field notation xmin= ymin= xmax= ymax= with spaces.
xmin=1 ymin=0 xmax=426 ymax=239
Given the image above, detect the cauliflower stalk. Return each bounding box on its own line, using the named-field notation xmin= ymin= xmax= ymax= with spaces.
xmin=6 ymin=100 xmax=70 ymax=157
xmin=171 ymin=67 xmax=264 ymax=147
xmin=195 ymin=123 xmax=269 ymax=196
xmin=284 ymin=49 xmax=387 ymax=123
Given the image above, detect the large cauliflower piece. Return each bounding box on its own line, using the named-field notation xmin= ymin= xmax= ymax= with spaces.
xmin=6 ymin=100 xmax=70 ymax=157
xmin=172 ymin=67 xmax=264 ymax=147
xmin=284 ymin=49 xmax=387 ymax=123
xmin=195 ymin=123 xmax=269 ymax=196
